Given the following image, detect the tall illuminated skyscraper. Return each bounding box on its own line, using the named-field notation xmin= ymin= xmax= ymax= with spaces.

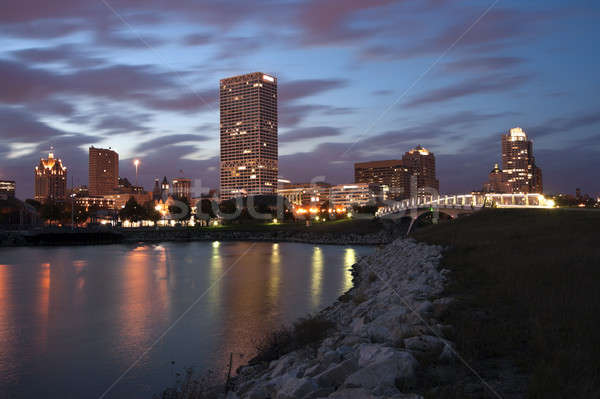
xmin=34 ymin=151 xmax=67 ymax=203
xmin=89 ymin=146 xmax=119 ymax=195
xmin=501 ymin=127 xmax=543 ymax=193
xmin=220 ymin=72 xmax=278 ymax=200
xmin=402 ymin=145 xmax=439 ymax=194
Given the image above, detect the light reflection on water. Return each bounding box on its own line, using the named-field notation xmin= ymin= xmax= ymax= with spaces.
xmin=0 ymin=242 xmax=372 ymax=397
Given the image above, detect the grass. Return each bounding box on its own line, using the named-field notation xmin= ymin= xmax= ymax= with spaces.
xmin=412 ymin=208 xmax=600 ymax=397
xmin=251 ymin=314 xmax=336 ymax=364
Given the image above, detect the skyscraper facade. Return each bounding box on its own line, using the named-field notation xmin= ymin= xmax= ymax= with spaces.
xmin=34 ymin=151 xmax=67 ymax=203
xmin=402 ymin=145 xmax=439 ymax=193
xmin=89 ymin=146 xmax=119 ymax=196
xmin=354 ymin=160 xmax=412 ymax=200
xmin=220 ymin=72 xmax=278 ymax=200
xmin=501 ymin=127 xmax=543 ymax=193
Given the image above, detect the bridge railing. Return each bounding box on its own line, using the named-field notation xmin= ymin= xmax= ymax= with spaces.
xmin=376 ymin=193 xmax=554 ymax=217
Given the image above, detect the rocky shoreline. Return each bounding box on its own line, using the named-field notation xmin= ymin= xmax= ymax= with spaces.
xmin=224 ymin=237 xmax=456 ymax=399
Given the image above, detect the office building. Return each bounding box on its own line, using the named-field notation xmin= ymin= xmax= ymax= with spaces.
xmin=89 ymin=146 xmax=119 ymax=196
xmin=34 ymin=151 xmax=67 ymax=203
xmin=329 ymin=183 xmax=375 ymax=209
xmin=402 ymin=145 xmax=439 ymax=194
xmin=501 ymin=127 xmax=543 ymax=193
xmin=74 ymin=196 xmax=116 ymax=211
xmin=0 ymin=180 xmax=16 ymax=198
xmin=172 ymin=177 xmax=192 ymax=202
xmin=354 ymin=160 xmax=412 ymax=200
xmin=277 ymin=181 xmax=331 ymax=206
xmin=220 ymin=72 xmax=278 ymax=200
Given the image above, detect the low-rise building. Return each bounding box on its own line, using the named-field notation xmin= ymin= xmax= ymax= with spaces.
xmin=0 ymin=180 xmax=16 ymax=198
xmin=329 ymin=183 xmax=375 ymax=209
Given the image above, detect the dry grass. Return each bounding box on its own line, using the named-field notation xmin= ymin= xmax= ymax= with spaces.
xmin=251 ymin=314 xmax=335 ymax=364
xmin=412 ymin=209 xmax=600 ymax=397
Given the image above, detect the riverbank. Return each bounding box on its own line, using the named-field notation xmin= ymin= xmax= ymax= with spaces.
xmin=0 ymin=219 xmax=403 ymax=247
xmin=216 ymin=237 xmax=457 ymax=398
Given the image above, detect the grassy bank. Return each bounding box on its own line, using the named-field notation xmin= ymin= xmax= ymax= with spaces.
xmin=412 ymin=209 xmax=600 ymax=397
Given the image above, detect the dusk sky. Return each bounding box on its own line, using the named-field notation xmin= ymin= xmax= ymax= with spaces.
xmin=1 ymin=0 xmax=599 ymax=199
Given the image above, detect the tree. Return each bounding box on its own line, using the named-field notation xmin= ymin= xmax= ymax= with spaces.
xmin=72 ymin=205 xmax=90 ymax=226
xmin=169 ymin=196 xmax=191 ymax=222
xmin=119 ymin=197 xmax=146 ymax=223
xmin=143 ymin=201 xmax=161 ymax=226
xmin=196 ymin=198 xmax=216 ymax=221
xmin=40 ymin=200 xmax=65 ymax=225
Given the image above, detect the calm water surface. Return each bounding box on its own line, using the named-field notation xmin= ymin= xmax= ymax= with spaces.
xmin=0 ymin=241 xmax=373 ymax=398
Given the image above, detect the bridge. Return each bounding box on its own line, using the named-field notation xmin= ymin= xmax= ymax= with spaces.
xmin=376 ymin=193 xmax=555 ymax=220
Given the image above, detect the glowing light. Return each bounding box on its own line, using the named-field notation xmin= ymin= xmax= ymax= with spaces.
xmin=272 ymin=218 xmax=278 ymax=224
xmin=212 ymin=241 xmax=220 ymax=248
xmin=134 ymin=159 xmax=140 ymax=166
xmin=347 ymin=212 xmax=353 ymax=218
xmin=262 ymin=74 xmax=275 ymax=82
xmin=546 ymin=199 xmax=556 ymax=208
xmin=213 ymin=220 xmax=219 ymax=226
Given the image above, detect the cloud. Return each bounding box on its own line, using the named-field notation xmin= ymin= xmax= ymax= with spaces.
xmin=279 ymin=79 xmax=348 ymax=103
xmin=528 ymin=110 xmax=600 ymax=139
xmin=12 ymin=44 xmax=106 ymax=68
xmin=441 ymin=56 xmax=526 ymax=73
xmin=404 ymin=74 xmax=531 ymax=108
xmin=93 ymin=114 xmax=152 ymax=135
xmin=0 ymin=107 xmax=66 ymax=142
xmin=132 ymin=134 xmax=211 ymax=154
xmin=280 ymin=126 xmax=341 ymax=143
xmin=182 ymin=33 xmax=212 ymax=46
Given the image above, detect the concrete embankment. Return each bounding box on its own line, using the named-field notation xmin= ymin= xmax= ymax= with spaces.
xmin=0 ymin=226 xmax=398 ymax=247
xmin=225 ymin=238 xmax=456 ymax=399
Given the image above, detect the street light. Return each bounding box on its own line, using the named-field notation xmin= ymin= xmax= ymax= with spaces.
xmin=134 ymin=159 xmax=140 ymax=187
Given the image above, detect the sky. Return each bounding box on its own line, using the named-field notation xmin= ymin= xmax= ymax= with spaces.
xmin=1 ymin=0 xmax=599 ymax=199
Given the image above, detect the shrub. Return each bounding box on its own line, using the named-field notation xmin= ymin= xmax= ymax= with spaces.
xmin=252 ymin=315 xmax=335 ymax=363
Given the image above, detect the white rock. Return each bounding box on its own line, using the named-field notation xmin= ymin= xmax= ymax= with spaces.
xmin=276 ymin=377 xmax=318 ymax=399
xmin=327 ymin=387 xmax=378 ymax=398
xmin=344 ymin=350 xmax=417 ymax=391
xmin=315 ymin=359 xmax=358 ymax=388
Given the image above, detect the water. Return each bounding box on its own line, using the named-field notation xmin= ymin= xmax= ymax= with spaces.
xmin=0 ymin=241 xmax=373 ymax=398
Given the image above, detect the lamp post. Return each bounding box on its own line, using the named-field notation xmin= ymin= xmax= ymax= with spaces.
xmin=134 ymin=159 xmax=140 ymax=187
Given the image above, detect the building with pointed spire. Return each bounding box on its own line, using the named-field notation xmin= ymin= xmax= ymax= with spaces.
xmin=160 ymin=176 xmax=169 ymax=199
xmin=34 ymin=150 xmax=67 ymax=203
xmin=483 ymin=163 xmax=511 ymax=193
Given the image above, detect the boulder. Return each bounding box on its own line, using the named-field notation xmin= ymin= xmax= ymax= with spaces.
xmin=344 ymin=350 xmax=417 ymax=391
xmin=276 ymin=377 xmax=318 ymax=399
xmin=327 ymin=388 xmax=378 ymax=398
xmin=403 ymin=335 xmax=445 ymax=359
xmin=315 ymin=359 xmax=359 ymax=388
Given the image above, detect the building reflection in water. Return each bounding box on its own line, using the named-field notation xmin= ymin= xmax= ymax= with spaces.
xmin=36 ymin=262 xmax=51 ymax=353
xmin=268 ymin=243 xmax=281 ymax=300
xmin=0 ymin=264 xmax=15 ymax=380
xmin=208 ymin=241 xmax=223 ymax=308
xmin=311 ymin=247 xmax=324 ymax=307
xmin=343 ymin=248 xmax=357 ymax=292
xmin=118 ymin=245 xmax=170 ymax=361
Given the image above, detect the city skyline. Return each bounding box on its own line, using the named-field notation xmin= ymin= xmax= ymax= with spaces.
xmin=0 ymin=1 xmax=599 ymax=199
